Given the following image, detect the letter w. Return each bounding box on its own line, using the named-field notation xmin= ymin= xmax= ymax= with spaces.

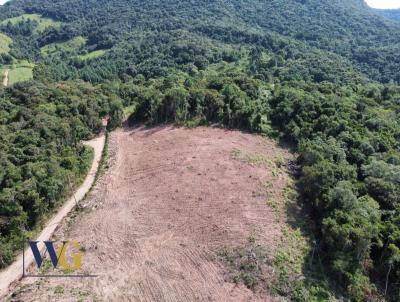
xmin=29 ymin=241 xmax=65 ymax=269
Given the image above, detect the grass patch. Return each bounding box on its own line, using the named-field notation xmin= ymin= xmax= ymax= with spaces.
xmin=94 ymin=131 xmax=110 ymax=182
xmin=123 ymin=103 xmax=138 ymax=120
xmin=269 ymin=182 xmax=340 ymax=301
xmin=77 ymin=50 xmax=107 ymax=61
xmin=69 ymin=288 xmax=91 ymax=302
xmin=265 ymin=198 xmax=280 ymax=211
xmin=271 ymin=225 xmax=337 ymax=301
xmin=1 ymin=14 xmax=61 ymax=34
xmin=41 ymin=36 xmax=87 ymax=56
xmin=14 ymin=60 xmax=35 ymax=68
xmin=0 ymin=33 xmax=12 ymax=54
xmin=54 ymin=285 xmax=64 ymax=295
xmin=4 ymin=60 xmax=35 ymax=85
xmin=8 ymin=67 xmax=33 ymax=85
xmin=231 ymin=148 xmax=282 ymax=177
xmin=38 ymin=259 xmax=53 ymax=275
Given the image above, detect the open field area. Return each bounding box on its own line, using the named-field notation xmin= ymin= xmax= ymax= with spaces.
xmin=1 ymin=67 xmax=8 ymax=86
xmin=8 ymin=67 xmax=32 ymax=85
xmin=1 ymin=61 xmax=35 ymax=85
xmin=9 ymin=126 xmax=300 ymax=301
xmin=41 ymin=36 xmax=87 ymax=56
xmin=77 ymin=50 xmax=107 ymax=61
xmin=0 ymin=13 xmax=61 ymax=33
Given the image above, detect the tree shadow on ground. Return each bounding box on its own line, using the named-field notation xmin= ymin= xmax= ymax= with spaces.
xmin=283 ymin=163 xmax=346 ymax=300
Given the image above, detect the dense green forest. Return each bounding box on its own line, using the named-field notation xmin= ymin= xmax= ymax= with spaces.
xmin=0 ymin=81 xmax=123 ymax=267
xmin=1 ymin=0 xmax=400 ymax=301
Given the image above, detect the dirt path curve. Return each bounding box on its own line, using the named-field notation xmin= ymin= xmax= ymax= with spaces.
xmin=11 ymin=126 xmax=293 ymax=302
xmin=2 ymin=68 xmax=9 ymax=87
xmin=0 ymin=132 xmax=106 ymax=298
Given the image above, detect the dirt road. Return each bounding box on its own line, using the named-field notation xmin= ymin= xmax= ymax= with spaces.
xmin=0 ymin=133 xmax=106 ymax=298
xmin=10 ymin=126 xmax=293 ymax=301
xmin=2 ymin=68 xmax=9 ymax=86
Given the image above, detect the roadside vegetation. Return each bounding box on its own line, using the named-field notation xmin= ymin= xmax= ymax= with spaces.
xmin=0 ymin=81 xmax=123 ymax=268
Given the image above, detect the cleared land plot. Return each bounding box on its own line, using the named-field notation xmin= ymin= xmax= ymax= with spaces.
xmin=11 ymin=126 xmax=296 ymax=302
xmin=41 ymin=36 xmax=87 ymax=56
xmin=8 ymin=67 xmax=32 ymax=85
xmin=6 ymin=61 xmax=34 ymax=85
xmin=77 ymin=49 xmax=107 ymax=61
xmin=1 ymin=14 xmax=61 ymax=33
xmin=0 ymin=61 xmax=34 ymax=85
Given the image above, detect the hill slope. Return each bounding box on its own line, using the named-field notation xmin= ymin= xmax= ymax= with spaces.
xmin=1 ymin=1 xmax=400 ymax=301
xmin=1 ymin=0 xmax=400 ymax=83
xmin=11 ymin=126 xmax=298 ymax=301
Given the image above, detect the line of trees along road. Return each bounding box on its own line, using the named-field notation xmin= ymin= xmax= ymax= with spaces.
xmin=0 ymin=81 xmax=123 ymax=268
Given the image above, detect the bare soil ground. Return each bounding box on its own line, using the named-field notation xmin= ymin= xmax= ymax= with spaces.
xmin=10 ymin=126 xmax=293 ymax=302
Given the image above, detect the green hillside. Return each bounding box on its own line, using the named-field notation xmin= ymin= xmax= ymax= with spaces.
xmin=7 ymin=60 xmax=34 ymax=85
xmin=0 ymin=32 xmax=11 ymax=54
xmin=40 ymin=36 xmax=86 ymax=56
xmin=0 ymin=13 xmax=61 ymax=34
xmin=0 ymin=1 xmax=400 ymax=301
xmin=1 ymin=0 xmax=400 ymax=83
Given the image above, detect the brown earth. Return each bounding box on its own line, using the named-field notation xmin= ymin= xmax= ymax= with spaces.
xmin=10 ymin=126 xmax=293 ymax=302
